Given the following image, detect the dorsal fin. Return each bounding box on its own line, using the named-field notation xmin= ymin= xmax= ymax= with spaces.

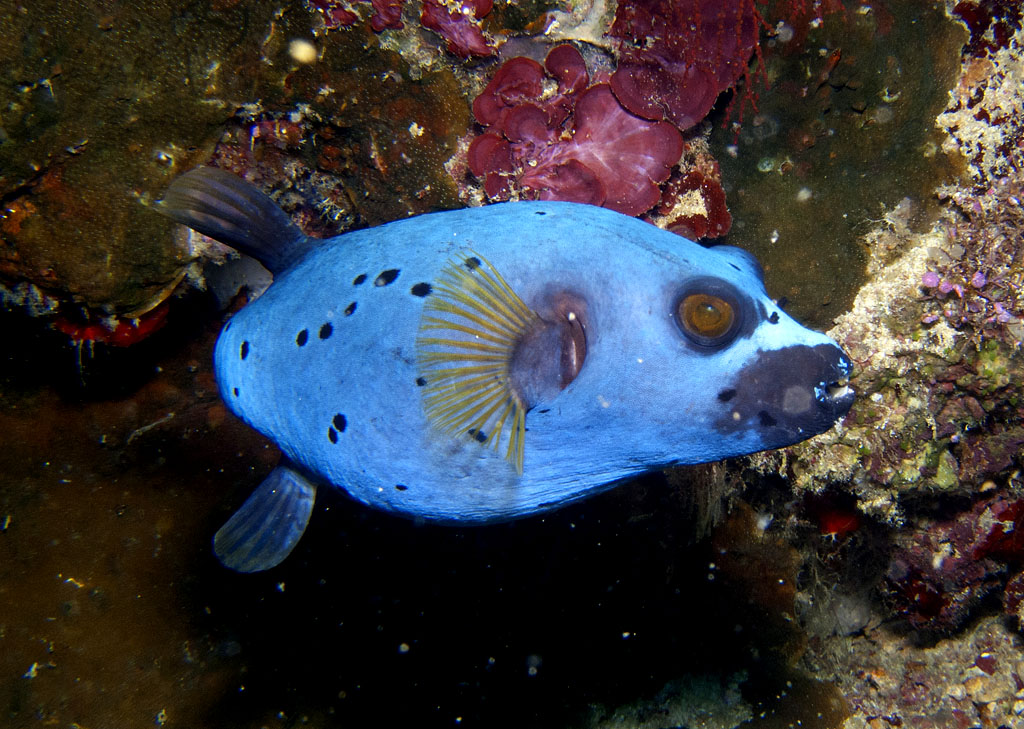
xmin=416 ymin=253 xmax=538 ymax=474
xmin=158 ymin=167 xmax=308 ymax=275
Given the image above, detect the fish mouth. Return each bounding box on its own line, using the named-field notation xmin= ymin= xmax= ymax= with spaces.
xmin=714 ymin=343 xmax=856 ymax=446
xmin=815 ymin=355 xmax=855 ymax=419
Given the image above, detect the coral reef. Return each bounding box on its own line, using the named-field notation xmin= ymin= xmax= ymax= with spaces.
xmin=722 ymin=10 xmax=1024 ymax=729
xmin=1 ymin=0 xmax=471 ymax=353
xmin=0 ymin=2 xmax=272 ymax=316
xmin=885 ymin=495 xmax=1024 ymax=631
xmin=585 ymin=673 xmax=753 ymax=729
xmin=807 ymin=615 xmax=1024 ymax=729
xmin=648 ymin=160 xmax=733 ymax=240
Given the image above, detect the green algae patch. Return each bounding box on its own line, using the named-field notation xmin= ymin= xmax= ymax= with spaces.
xmin=710 ymin=2 xmax=967 ymax=329
xmin=0 ymin=1 xmax=287 ymax=315
xmin=261 ymin=21 xmax=470 ymax=226
xmin=0 ymin=2 xmax=474 ymax=315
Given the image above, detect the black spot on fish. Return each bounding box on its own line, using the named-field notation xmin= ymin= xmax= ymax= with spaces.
xmin=319 ymin=322 xmax=333 ymax=339
xmin=534 ymin=211 xmax=547 ymax=216
xmin=332 ymin=414 xmax=347 ymax=432
xmin=344 ymin=302 xmax=356 ymax=316
xmin=718 ymin=388 xmax=737 ymax=402
xmin=468 ymin=428 xmax=487 ymax=443
xmin=465 ymin=257 xmax=482 ymax=271
xmin=538 ymin=408 xmax=550 ymax=413
xmin=729 ymin=263 xmax=741 ymax=271
xmin=416 ymin=377 xmax=427 ymax=386
xmin=353 ymin=274 xmax=367 ymax=285
xmin=328 ymin=427 xmax=338 ymax=444
xmin=296 ymin=329 xmax=309 ymax=346
xmin=395 ymin=484 xmax=408 ymax=491
xmin=233 ymin=387 xmax=239 ymax=397
xmin=769 ymin=311 xmax=780 ymax=324
xmin=375 ymin=269 xmax=400 ymax=286
xmin=410 ymin=282 xmax=432 ymax=297
xmin=240 ymin=341 xmax=249 ymax=360
xmin=758 ymin=410 xmax=777 ymax=427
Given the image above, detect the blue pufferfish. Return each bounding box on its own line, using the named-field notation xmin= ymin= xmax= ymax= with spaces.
xmin=159 ymin=167 xmax=854 ymax=572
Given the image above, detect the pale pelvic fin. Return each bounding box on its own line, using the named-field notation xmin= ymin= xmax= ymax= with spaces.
xmin=416 ymin=253 xmax=537 ymax=474
xmin=213 ymin=464 xmax=317 ymax=572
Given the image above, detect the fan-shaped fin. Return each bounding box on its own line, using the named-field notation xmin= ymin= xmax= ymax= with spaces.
xmin=416 ymin=253 xmax=538 ymax=474
xmin=213 ymin=464 xmax=317 ymax=572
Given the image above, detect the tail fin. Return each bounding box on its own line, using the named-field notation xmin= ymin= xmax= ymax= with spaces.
xmin=158 ymin=167 xmax=308 ymax=275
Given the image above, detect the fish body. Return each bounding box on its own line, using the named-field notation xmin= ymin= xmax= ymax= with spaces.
xmin=161 ymin=168 xmax=854 ymax=571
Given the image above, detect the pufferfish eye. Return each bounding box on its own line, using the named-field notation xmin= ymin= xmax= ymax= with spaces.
xmin=674 ymin=279 xmax=743 ymax=348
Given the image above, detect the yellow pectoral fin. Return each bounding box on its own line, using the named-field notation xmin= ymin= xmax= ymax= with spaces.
xmin=415 ymin=253 xmax=537 ymax=474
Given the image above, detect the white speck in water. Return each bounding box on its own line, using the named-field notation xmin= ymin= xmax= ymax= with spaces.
xmin=289 ymin=39 xmax=318 ymax=65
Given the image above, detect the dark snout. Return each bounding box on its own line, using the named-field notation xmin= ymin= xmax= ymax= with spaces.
xmin=714 ymin=343 xmax=854 ymax=449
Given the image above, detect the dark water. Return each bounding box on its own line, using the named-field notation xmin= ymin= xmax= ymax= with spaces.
xmin=0 ymin=299 xmax=848 ymax=729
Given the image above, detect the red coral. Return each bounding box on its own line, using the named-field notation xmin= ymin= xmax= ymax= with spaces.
xmin=307 ymin=0 xmax=405 ymax=31
xmin=53 ymin=300 xmax=171 ymax=347
xmin=420 ymin=0 xmax=495 ymax=58
xmin=608 ymin=0 xmax=760 ymax=130
xmin=307 ymin=0 xmax=495 ymax=58
xmin=953 ymin=0 xmax=1024 ymax=58
xmin=1004 ymin=569 xmax=1024 ymax=620
xmin=802 ymin=491 xmax=862 ymax=539
xmin=308 ymin=0 xmax=359 ymax=29
xmin=367 ymin=0 xmax=405 ymax=31
xmin=472 ymin=57 xmax=546 ymax=128
xmin=466 ymin=45 xmax=682 ymax=216
xmin=653 ymin=169 xmax=732 ymax=240
xmin=885 ymin=496 xmax=1024 ymax=631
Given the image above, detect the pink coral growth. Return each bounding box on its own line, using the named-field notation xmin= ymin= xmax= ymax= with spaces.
xmin=609 ymin=0 xmax=760 ymax=130
xmin=368 ymin=0 xmax=404 ymax=31
xmin=420 ymin=0 xmax=495 ymax=58
xmin=466 ymin=45 xmax=682 ymax=216
xmin=653 ymin=167 xmax=732 ymax=239
xmin=886 ymin=496 xmax=1024 ymax=631
xmin=308 ymin=0 xmax=360 ymax=29
xmin=307 ymin=0 xmax=403 ymax=30
xmin=308 ymin=0 xmax=496 ymax=58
